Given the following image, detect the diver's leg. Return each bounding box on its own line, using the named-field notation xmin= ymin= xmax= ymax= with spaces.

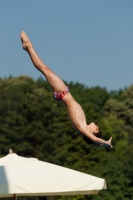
xmin=20 ymin=31 xmax=66 ymax=92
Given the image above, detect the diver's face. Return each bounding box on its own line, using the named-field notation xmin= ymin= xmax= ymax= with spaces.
xmin=88 ymin=122 xmax=99 ymax=133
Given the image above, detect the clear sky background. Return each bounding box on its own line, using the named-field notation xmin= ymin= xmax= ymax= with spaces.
xmin=0 ymin=0 xmax=133 ymax=91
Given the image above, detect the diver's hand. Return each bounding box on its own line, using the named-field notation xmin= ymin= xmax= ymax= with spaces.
xmin=106 ymin=137 xmax=113 ymax=149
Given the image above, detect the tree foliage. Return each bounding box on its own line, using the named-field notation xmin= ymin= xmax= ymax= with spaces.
xmin=0 ymin=76 xmax=132 ymax=200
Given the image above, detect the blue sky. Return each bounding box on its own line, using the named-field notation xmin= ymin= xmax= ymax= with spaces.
xmin=0 ymin=0 xmax=133 ymax=91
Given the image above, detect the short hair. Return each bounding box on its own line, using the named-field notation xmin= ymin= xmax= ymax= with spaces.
xmin=95 ymin=131 xmax=102 ymax=138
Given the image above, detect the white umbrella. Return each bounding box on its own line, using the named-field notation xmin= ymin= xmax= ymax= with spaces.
xmin=0 ymin=150 xmax=107 ymax=199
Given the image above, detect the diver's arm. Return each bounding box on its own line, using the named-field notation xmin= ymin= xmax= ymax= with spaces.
xmin=82 ymin=128 xmax=113 ymax=148
xmin=91 ymin=143 xmax=113 ymax=149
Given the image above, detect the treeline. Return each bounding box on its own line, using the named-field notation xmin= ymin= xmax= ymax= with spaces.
xmin=0 ymin=76 xmax=133 ymax=200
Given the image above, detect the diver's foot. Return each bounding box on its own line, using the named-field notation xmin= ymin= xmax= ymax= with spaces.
xmin=20 ymin=31 xmax=32 ymax=51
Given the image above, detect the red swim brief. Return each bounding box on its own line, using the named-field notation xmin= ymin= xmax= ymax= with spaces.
xmin=53 ymin=86 xmax=70 ymax=101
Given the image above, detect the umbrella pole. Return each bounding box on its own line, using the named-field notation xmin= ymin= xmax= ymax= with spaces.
xmin=10 ymin=152 xmax=17 ymax=200
xmin=13 ymin=194 xmax=17 ymax=200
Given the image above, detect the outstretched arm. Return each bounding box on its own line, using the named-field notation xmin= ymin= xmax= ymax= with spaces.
xmin=91 ymin=141 xmax=113 ymax=149
xmin=83 ymin=129 xmax=113 ymax=149
xmin=94 ymin=137 xmax=113 ymax=149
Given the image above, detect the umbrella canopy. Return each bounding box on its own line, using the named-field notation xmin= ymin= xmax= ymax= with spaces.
xmin=0 ymin=152 xmax=107 ymax=198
